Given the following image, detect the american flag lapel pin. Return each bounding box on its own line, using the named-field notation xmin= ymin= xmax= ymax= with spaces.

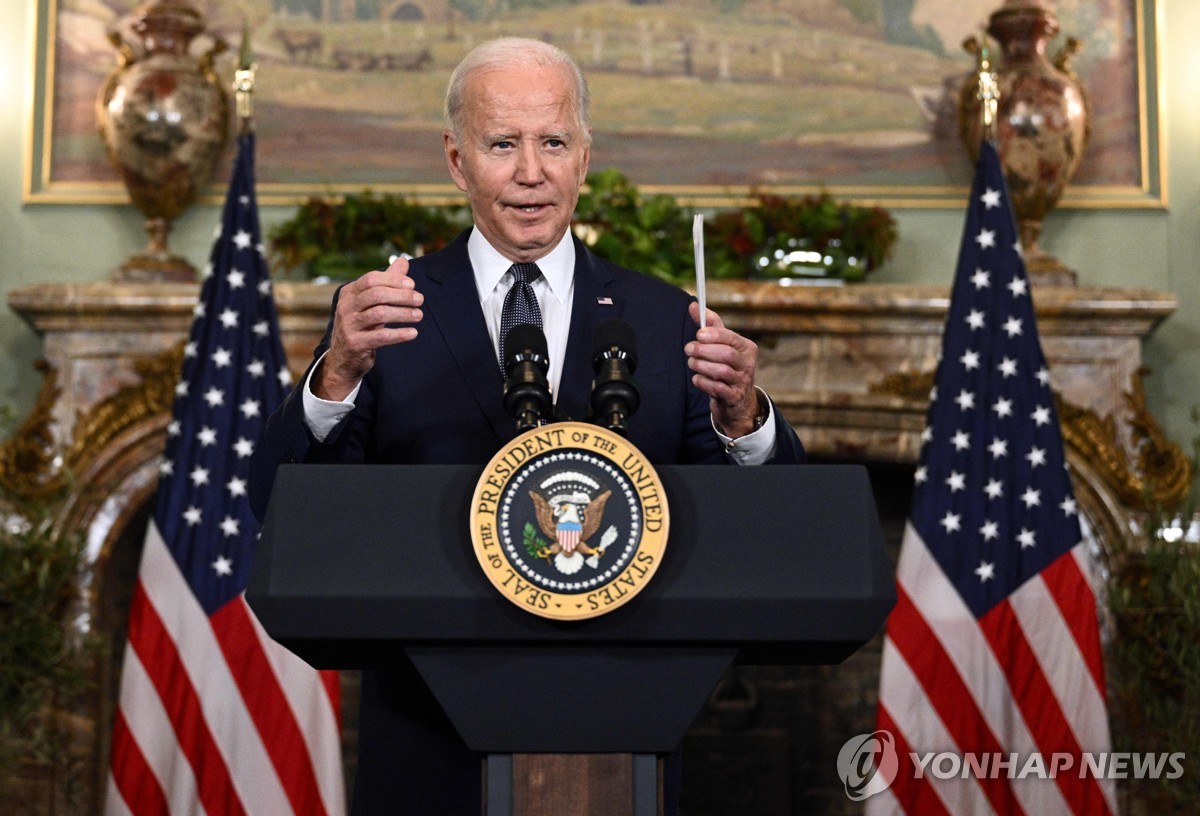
xmin=597 ymin=297 xmax=613 ymax=305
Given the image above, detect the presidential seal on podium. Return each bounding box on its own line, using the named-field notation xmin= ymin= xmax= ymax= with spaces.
xmin=470 ymin=422 xmax=669 ymax=621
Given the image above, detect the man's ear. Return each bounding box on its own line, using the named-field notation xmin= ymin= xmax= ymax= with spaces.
xmin=444 ymin=130 xmax=469 ymax=193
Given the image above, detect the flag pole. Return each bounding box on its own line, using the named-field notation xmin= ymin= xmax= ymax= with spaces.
xmin=234 ymin=21 xmax=257 ymax=135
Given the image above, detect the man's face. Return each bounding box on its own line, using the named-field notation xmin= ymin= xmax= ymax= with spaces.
xmin=444 ymin=62 xmax=591 ymax=264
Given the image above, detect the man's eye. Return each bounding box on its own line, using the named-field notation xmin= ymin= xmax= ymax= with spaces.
xmin=546 ymin=139 xmax=565 ymax=148
xmin=493 ymin=140 xmax=513 ymax=150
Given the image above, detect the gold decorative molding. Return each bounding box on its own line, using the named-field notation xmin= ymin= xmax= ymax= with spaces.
xmin=1057 ymin=370 xmax=1192 ymax=511
xmin=0 ymin=344 xmax=185 ymax=504
xmin=0 ymin=360 xmax=67 ymax=501
xmin=869 ymin=370 xmax=936 ymax=403
xmin=63 ymin=343 xmax=184 ymax=478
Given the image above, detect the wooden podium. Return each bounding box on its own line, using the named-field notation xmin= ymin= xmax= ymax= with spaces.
xmin=247 ymin=463 xmax=895 ymax=814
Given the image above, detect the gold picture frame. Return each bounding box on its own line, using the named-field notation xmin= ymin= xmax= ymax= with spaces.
xmin=25 ymin=0 xmax=1163 ymax=208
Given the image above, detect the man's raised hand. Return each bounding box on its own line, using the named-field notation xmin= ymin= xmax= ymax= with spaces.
xmin=312 ymin=256 xmax=424 ymax=401
xmin=684 ymin=301 xmax=761 ymax=438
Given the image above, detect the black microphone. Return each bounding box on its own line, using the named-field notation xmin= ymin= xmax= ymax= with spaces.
xmin=503 ymin=323 xmax=552 ymax=432
xmin=590 ymin=319 xmax=640 ymax=436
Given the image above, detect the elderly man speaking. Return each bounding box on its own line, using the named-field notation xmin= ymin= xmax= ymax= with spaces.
xmin=251 ymin=36 xmax=805 ymax=815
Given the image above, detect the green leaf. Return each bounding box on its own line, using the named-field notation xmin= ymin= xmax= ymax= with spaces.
xmin=523 ymin=522 xmax=549 ymax=558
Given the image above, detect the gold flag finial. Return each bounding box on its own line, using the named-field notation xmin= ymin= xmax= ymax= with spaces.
xmin=234 ymin=20 xmax=257 ymax=132
xmin=974 ymin=35 xmax=1000 ymax=142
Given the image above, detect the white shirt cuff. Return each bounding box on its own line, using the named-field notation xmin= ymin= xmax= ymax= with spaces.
xmin=713 ymin=388 xmax=778 ymax=465
xmin=301 ymin=351 xmax=362 ymax=442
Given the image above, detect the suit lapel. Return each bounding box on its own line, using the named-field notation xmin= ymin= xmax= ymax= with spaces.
xmin=556 ymin=237 xmax=625 ymax=421
xmin=423 ymin=232 xmax=513 ymax=441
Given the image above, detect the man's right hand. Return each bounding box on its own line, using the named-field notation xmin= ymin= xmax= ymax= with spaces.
xmin=312 ymin=256 xmax=424 ymax=401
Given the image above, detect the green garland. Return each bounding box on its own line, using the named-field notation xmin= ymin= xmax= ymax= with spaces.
xmin=268 ymin=170 xmax=897 ymax=284
xmin=706 ymin=191 xmax=897 ymax=283
xmin=268 ymin=191 xmax=467 ymax=279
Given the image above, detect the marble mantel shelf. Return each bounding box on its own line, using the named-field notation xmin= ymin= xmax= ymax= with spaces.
xmin=708 ymin=281 xmax=1177 ymax=336
xmin=8 ymin=280 xmax=1178 ymax=333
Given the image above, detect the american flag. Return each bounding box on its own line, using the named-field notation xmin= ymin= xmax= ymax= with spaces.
xmin=868 ymin=142 xmax=1114 ymax=815
xmin=106 ymin=133 xmax=346 ymax=816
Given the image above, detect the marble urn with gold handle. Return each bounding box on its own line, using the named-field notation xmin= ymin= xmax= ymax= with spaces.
xmin=959 ymin=0 xmax=1089 ymax=286
xmin=96 ymin=0 xmax=229 ymax=282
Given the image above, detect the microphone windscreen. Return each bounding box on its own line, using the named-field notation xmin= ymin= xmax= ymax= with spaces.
xmin=504 ymin=323 xmax=549 ymax=366
xmin=592 ymin=319 xmax=638 ymax=371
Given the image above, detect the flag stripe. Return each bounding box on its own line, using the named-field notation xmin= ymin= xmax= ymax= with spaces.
xmin=104 ymin=773 xmax=138 ymax=816
xmin=246 ymin=605 xmax=346 ymax=807
xmin=876 ymin=703 xmax=954 ymax=816
xmin=210 ymin=599 xmax=332 ymax=816
xmin=108 ymin=710 xmax=171 ymax=816
xmin=886 ymin=581 xmax=1024 ymax=815
xmin=126 ymin=581 xmax=249 ymax=816
xmin=137 ymin=521 xmax=299 ymax=815
xmin=891 ymin=526 xmax=1074 ymax=816
xmin=980 ymin=599 xmax=1112 ymax=814
xmin=1042 ymin=549 xmax=1107 ymax=701
xmin=874 ymin=647 xmax=962 ymax=816
xmin=1008 ymin=554 xmax=1112 ymax=756
xmin=321 ymin=671 xmax=342 ymax=721
xmin=111 ymin=633 xmax=203 ymax=814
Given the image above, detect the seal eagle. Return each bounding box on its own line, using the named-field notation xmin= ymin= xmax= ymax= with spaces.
xmin=530 ymin=488 xmax=612 ymax=559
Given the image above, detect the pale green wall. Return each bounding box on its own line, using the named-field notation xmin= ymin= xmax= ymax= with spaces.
xmin=3 ymin=1 xmax=1198 ymax=449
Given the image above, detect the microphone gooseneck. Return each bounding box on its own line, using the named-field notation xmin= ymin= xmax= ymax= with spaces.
xmin=590 ymin=319 xmax=640 ymax=436
xmin=503 ymin=323 xmax=552 ymax=432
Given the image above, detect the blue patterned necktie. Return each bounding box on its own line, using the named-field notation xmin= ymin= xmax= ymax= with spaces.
xmin=498 ymin=262 xmax=544 ymax=374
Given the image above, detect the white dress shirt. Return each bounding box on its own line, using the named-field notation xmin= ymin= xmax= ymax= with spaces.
xmin=469 ymin=227 xmax=574 ymax=396
xmin=300 ymin=228 xmax=777 ymax=463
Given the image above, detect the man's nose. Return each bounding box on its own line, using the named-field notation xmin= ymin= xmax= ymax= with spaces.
xmin=514 ymin=142 xmax=546 ymax=184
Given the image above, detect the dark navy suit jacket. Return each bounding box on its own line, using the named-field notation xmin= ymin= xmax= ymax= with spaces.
xmin=249 ymin=229 xmax=804 ymax=813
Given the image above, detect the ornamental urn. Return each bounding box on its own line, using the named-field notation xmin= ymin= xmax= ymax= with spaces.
xmin=959 ymin=0 xmax=1089 ymax=286
xmin=96 ymin=0 xmax=229 ymax=282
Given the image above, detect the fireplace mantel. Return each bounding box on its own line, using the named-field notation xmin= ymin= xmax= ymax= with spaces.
xmin=6 ymin=279 xmax=1178 ymax=428
xmin=0 ymin=279 xmax=1188 ymax=812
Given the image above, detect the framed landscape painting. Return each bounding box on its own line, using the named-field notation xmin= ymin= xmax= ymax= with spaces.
xmin=27 ymin=0 xmax=1161 ymax=206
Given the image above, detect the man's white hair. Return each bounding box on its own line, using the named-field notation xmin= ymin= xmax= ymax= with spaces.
xmin=444 ymin=37 xmax=591 ymax=144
